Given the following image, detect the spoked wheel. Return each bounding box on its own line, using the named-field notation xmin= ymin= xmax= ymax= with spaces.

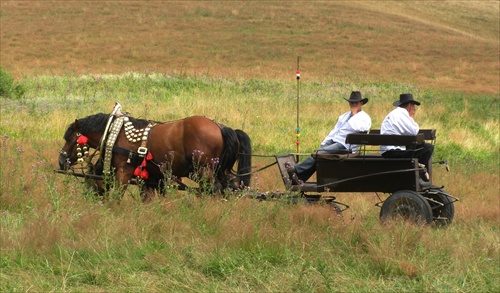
xmin=380 ymin=190 xmax=433 ymax=225
xmin=423 ymin=188 xmax=455 ymax=227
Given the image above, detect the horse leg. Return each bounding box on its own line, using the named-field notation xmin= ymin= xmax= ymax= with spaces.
xmin=213 ymin=181 xmax=224 ymax=194
xmin=104 ymin=166 xmax=133 ymax=202
xmin=83 ymin=177 xmax=105 ymax=196
xmin=141 ymin=184 xmax=157 ymax=203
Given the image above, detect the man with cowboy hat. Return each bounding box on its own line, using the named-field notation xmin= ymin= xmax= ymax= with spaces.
xmin=380 ymin=93 xmax=434 ymax=185
xmin=287 ymin=91 xmax=372 ymax=183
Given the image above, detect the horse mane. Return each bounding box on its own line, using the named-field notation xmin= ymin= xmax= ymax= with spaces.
xmin=63 ymin=113 xmax=152 ymax=141
xmin=126 ymin=115 xmax=151 ymax=128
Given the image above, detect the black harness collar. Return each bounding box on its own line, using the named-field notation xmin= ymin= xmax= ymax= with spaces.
xmin=111 ymin=145 xmax=143 ymax=166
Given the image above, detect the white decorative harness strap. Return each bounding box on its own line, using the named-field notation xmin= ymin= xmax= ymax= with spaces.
xmin=100 ymin=102 xmax=156 ymax=179
xmin=103 ymin=115 xmax=124 ymax=176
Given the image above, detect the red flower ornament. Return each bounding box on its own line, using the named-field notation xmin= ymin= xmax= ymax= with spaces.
xmin=77 ymin=135 xmax=88 ymax=145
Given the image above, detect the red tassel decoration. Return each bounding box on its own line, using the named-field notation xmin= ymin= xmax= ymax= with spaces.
xmin=141 ymin=169 xmax=149 ymax=180
xmin=77 ymin=135 xmax=88 ymax=145
xmin=134 ymin=153 xmax=153 ymax=180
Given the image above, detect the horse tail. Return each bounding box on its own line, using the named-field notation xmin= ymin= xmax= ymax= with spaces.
xmin=218 ymin=127 xmax=239 ymax=186
xmin=235 ymin=129 xmax=252 ymax=187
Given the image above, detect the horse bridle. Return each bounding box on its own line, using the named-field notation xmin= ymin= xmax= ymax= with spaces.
xmin=59 ymin=139 xmax=76 ymax=160
xmin=59 ymin=133 xmax=94 ymax=169
xmin=60 ymin=102 xmax=123 ymax=169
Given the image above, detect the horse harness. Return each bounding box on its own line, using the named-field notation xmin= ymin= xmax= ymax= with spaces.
xmin=104 ymin=118 xmax=157 ymax=180
xmin=78 ymin=103 xmax=157 ymax=180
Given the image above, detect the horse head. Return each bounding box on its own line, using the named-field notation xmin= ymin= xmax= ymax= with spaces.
xmin=58 ymin=113 xmax=109 ymax=170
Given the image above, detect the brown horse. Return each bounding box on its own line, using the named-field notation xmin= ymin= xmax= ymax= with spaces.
xmin=58 ymin=111 xmax=251 ymax=198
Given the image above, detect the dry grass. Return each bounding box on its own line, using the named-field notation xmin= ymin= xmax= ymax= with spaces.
xmin=1 ymin=133 xmax=498 ymax=291
xmin=1 ymin=1 xmax=498 ymax=94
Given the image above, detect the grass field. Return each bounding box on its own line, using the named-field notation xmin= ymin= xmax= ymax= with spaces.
xmin=1 ymin=1 xmax=499 ymax=292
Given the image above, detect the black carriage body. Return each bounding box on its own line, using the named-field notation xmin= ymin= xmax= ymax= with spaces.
xmin=315 ymin=156 xmax=420 ymax=193
xmin=278 ymin=130 xmax=433 ymax=193
xmin=315 ymin=130 xmax=433 ymax=192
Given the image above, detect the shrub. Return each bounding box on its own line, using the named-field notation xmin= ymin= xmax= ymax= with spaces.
xmin=0 ymin=67 xmax=24 ymax=99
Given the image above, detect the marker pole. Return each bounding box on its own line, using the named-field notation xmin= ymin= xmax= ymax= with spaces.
xmin=295 ymin=56 xmax=301 ymax=162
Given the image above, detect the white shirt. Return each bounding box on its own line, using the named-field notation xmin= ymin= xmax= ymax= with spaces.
xmin=321 ymin=110 xmax=372 ymax=152
xmin=380 ymin=107 xmax=419 ymax=152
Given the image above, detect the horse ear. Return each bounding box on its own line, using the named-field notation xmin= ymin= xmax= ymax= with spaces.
xmin=73 ymin=119 xmax=79 ymax=133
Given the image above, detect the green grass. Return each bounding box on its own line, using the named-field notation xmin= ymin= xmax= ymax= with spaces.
xmin=1 ymin=73 xmax=499 ymax=292
xmin=2 ymin=73 xmax=497 ymax=169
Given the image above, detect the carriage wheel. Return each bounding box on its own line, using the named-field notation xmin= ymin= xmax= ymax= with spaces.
xmin=380 ymin=190 xmax=433 ymax=225
xmin=425 ymin=189 xmax=455 ymax=227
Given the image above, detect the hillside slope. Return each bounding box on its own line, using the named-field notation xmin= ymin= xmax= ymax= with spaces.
xmin=1 ymin=1 xmax=498 ymax=94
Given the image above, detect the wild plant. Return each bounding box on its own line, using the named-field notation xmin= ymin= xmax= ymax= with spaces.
xmin=190 ymin=149 xmax=218 ymax=194
xmin=159 ymin=151 xmax=182 ymax=196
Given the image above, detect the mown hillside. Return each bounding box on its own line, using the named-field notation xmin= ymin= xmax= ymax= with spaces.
xmin=1 ymin=1 xmax=498 ymax=94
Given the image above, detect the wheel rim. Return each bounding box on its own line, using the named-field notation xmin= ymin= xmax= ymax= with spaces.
xmin=380 ymin=190 xmax=433 ymax=225
xmin=393 ymin=202 xmax=419 ymax=219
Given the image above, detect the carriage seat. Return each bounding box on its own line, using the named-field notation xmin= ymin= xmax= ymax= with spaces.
xmin=346 ymin=132 xmax=425 ymax=147
xmin=345 ymin=131 xmax=427 ymax=157
xmin=312 ymin=151 xmax=360 ymax=161
xmin=314 ymin=131 xmax=436 ymax=192
xmin=368 ymin=129 xmax=436 ymax=140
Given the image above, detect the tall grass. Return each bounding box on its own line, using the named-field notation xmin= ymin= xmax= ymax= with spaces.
xmin=2 ymin=73 xmax=497 ymax=168
xmin=1 ymin=74 xmax=499 ymax=292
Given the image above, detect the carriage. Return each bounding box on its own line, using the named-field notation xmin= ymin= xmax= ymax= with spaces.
xmin=271 ymin=129 xmax=458 ymax=226
xmin=56 ymin=103 xmax=458 ymax=227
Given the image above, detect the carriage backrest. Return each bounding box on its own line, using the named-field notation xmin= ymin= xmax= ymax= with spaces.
xmin=346 ymin=129 xmax=437 ymax=148
xmin=345 ymin=133 xmax=425 ymax=146
xmin=345 ymin=131 xmax=426 ymax=157
xmin=367 ymin=129 xmax=436 ymax=141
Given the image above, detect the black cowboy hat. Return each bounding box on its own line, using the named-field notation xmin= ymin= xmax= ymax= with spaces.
xmin=393 ymin=93 xmax=421 ymax=106
xmin=344 ymin=91 xmax=368 ymax=105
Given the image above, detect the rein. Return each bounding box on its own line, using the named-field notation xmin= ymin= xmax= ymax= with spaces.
xmin=235 ymin=161 xmax=277 ymax=177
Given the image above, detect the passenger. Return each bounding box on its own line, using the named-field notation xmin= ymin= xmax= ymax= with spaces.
xmin=286 ymin=91 xmax=372 ymax=184
xmin=380 ymin=93 xmax=434 ymax=185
